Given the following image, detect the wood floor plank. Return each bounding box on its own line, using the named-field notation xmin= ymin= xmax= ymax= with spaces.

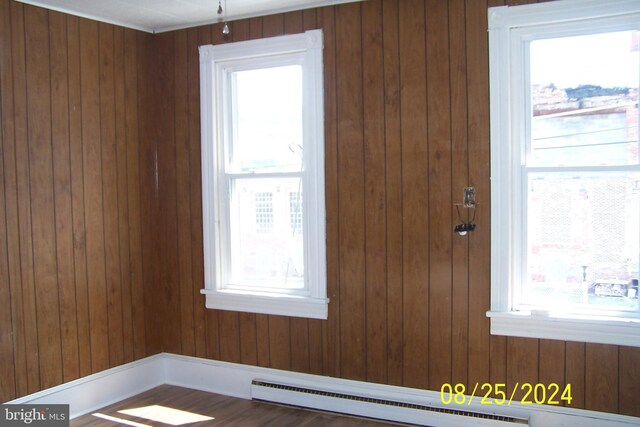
xmin=70 ymin=385 xmax=406 ymax=427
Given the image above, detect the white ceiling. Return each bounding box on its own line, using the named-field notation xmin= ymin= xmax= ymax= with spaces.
xmin=16 ymin=0 xmax=363 ymax=33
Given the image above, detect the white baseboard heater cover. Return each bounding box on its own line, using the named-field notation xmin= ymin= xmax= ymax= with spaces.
xmin=250 ymin=380 xmax=529 ymax=427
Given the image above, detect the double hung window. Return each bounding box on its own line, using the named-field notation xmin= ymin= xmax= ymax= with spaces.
xmin=199 ymin=30 xmax=327 ymax=319
xmin=488 ymin=0 xmax=639 ymax=346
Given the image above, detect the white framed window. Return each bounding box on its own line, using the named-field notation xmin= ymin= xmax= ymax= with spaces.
xmin=199 ymin=29 xmax=327 ymax=319
xmin=488 ymin=0 xmax=640 ymax=346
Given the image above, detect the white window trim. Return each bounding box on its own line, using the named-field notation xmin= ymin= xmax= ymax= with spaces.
xmin=488 ymin=0 xmax=640 ymax=347
xmin=199 ymin=29 xmax=327 ymax=319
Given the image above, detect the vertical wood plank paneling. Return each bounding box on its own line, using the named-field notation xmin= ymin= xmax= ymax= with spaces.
xmin=186 ymin=26 xmax=205 ymax=360
xmin=565 ymin=341 xmax=586 ymax=409
xmin=426 ymin=0 xmax=453 ymax=391
xmin=507 ymin=337 xmax=538 ymax=400
xmin=123 ymin=27 xmax=145 ymax=360
xmin=381 ymin=0 xmax=403 ymax=387
xmin=0 ymin=0 xmax=17 ymax=399
xmin=0 ymin=101 xmax=16 ymax=400
xmin=174 ymin=29 xmax=195 ymax=357
xmin=0 ymin=0 xmax=28 ymax=399
xmin=11 ymin=0 xmax=41 ymax=395
xmin=465 ymin=0 xmax=491 ymax=388
xmin=238 ymin=313 xmax=258 ymax=367
xmin=448 ymin=0 xmax=469 ymax=390
xmin=137 ymin=29 xmax=162 ymax=356
xmin=80 ymin=17 xmax=110 ymax=373
xmin=399 ymin=0 xmax=429 ymax=390
xmin=0 ymin=0 xmax=145 ymax=402
xmin=66 ymin=14 xmax=92 ymax=378
xmin=585 ymin=344 xmax=618 ymax=413
xmin=157 ymin=31 xmax=182 ymax=355
xmin=99 ymin=22 xmax=125 ymax=368
xmin=25 ymin=5 xmax=64 ymax=390
xmin=269 ymin=316 xmax=291 ymax=371
xmin=538 ymin=340 xmax=566 ymax=401
xmin=619 ymin=347 xmax=640 ymax=417
xmin=113 ymin=26 xmax=134 ymax=364
xmin=335 ymin=2 xmax=366 ymax=382
xmin=361 ymin=0 xmax=387 ymax=385
xmin=49 ymin=10 xmax=81 ymax=383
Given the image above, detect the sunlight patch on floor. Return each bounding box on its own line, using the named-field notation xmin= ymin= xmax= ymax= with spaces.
xmin=92 ymin=413 xmax=151 ymax=426
xmin=117 ymin=405 xmax=215 ymax=425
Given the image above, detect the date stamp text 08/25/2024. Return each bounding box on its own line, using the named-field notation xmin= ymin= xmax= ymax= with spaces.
xmin=440 ymin=383 xmax=572 ymax=406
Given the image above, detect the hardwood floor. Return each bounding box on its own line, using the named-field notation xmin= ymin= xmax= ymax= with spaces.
xmin=71 ymin=385 xmax=408 ymax=426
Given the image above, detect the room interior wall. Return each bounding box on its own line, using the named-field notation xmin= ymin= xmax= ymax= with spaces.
xmin=1 ymin=0 xmax=639 ymax=418
xmin=0 ymin=0 xmax=148 ymax=400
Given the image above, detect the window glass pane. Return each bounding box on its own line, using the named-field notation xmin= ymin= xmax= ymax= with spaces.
xmin=230 ymin=177 xmax=304 ymax=290
xmin=231 ymin=65 xmax=303 ymax=172
xmin=525 ymin=171 xmax=640 ymax=313
xmin=530 ymin=31 xmax=639 ymax=167
xmin=255 ymin=192 xmax=273 ymax=234
xmin=289 ymin=191 xmax=303 ymax=235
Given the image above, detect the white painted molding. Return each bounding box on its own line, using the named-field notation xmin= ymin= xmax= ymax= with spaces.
xmin=7 ymin=353 xmax=640 ymax=427
xmin=6 ymin=354 xmax=166 ymax=419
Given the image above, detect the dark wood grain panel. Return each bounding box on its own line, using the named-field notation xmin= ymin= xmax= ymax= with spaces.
xmin=80 ymin=17 xmax=110 ymax=373
xmin=381 ymin=0 xmax=403 ymax=388
xmin=448 ymin=0 xmax=470 ymax=391
xmin=66 ymin=14 xmax=93 ymax=378
xmin=585 ymin=344 xmax=618 ymax=413
xmin=507 ymin=337 xmax=538 ymax=401
xmin=362 ymin=0 xmax=387 ymax=385
xmin=269 ymin=316 xmax=291 ymax=371
xmin=238 ymin=313 xmax=258 ymax=366
xmin=0 ymin=2 xmax=16 ymax=397
xmin=426 ymin=0 xmax=453 ymax=391
xmin=399 ymin=0 xmax=429 ymax=390
xmin=465 ymin=0 xmax=492 ymax=389
xmin=25 ymin=5 xmax=64 ymax=390
xmin=0 ymin=0 xmax=27 ymax=400
xmin=49 ymin=9 xmax=81 ymax=383
xmin=156 ymin=31 xmax=182 ymax=355
xmin=565 ymin=341 xmax=585 ymax=409
xmin=187 ymin=26 xmax=206 ymax=360
xmin=99 ymin=22 xmax=125 ymax=368
xmin=335 ymin=1 xmax=367 ymax=382
xmin=113 ymin=26 xmax=134 ymax=364
xmin=319 ymin=4 xmax=341 ymax=380
xmin=11 ymin=1 xmax=41 ymax=395
xmin=174 ymin=29 xmax=196 ymax=357
xmin=619 ymin=347 xmax=640 ymax=417
xmin=538 ymin=340 xmax=566 ymax=401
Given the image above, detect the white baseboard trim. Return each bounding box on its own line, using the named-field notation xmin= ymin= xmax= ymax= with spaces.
xmin=6 ymin=354 xmax=166 ymax=419
xmin=6 ymin=353 xmax=640 ymax=427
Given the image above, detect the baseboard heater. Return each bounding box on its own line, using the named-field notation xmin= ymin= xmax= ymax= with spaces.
xmin=250 ymin=380 xmax=529 ymax=427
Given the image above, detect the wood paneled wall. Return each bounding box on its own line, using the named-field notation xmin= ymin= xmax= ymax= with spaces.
xmin=1 ymin=0 xmax=639 ymax=419
xmin=0 ymin=0 xmax=146 ymax=400
xmin=143 ymin=0 xmax=640 ymax=417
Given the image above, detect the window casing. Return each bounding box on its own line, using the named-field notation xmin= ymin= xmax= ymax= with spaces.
xmin=199 ymin=29 xmax=327 ymax=319
xmin=488 ymin=0 xmax=640 ymax=346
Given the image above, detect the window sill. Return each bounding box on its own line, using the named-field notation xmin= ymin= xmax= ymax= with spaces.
xmin=201 ymin=289 xmax=328 ymax=320
xmin=487 ymin=310 xmax=640 ymax=347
